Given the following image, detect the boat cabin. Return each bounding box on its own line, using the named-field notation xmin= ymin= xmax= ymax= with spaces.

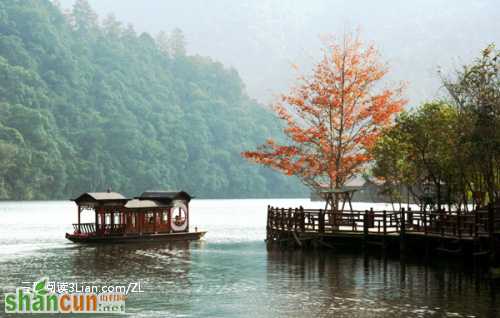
xmin=68 ymin=190 xmax=195 ymax=242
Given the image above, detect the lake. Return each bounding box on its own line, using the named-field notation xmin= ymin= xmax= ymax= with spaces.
xmin=0 ymin=199 xmax=498 ymax=317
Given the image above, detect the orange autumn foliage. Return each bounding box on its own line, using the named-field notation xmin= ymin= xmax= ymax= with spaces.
xmin=242 ymin=34 xmax=407 ymax=190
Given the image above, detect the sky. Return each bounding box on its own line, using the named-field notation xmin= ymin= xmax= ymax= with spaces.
xmin=59 ymin=0 xmax=500 ymax=107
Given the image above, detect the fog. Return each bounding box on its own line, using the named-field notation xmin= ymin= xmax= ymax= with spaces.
xmin=59 ymin=0 xmax=500 ymax=107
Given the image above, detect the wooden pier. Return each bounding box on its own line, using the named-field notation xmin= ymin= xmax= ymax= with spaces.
xmin=266 ymin=205 xmax=500 ymax=264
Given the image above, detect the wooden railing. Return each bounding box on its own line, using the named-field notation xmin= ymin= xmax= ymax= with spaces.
xmin=101 ymin=224 xmax=126 ymax=235
xmin=72 ymin=223 xmax=126 ymax=235
xmin=267 ymin=207 xmax=399 ymax=235
xmin=267 ymin=204 xmax=500 ymax=238
xmin=401 ymin=208 xmax=500 ymax=238
xmin=73 ymin=223 xmax=95 ymax=234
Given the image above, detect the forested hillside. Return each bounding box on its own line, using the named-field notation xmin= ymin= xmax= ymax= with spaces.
xmin=0 ymin=0 xmax=306 ymax=200
xmin=58 ymin=0 xmax=500 ymax=106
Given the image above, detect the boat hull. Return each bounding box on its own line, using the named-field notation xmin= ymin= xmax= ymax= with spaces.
xmin=65 ymin=231 xmax=206 ymax=244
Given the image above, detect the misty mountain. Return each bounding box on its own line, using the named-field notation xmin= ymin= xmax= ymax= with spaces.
xmin=0 ymin=0 xmax=307 ymax=199
xmin=58 ymin=0 xmax=500 ymax=106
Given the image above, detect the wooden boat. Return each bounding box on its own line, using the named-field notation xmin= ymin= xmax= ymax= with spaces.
xmin=65 ymin=190 xmax=206 ymax=244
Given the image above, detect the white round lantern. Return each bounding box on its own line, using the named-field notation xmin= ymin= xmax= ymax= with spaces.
xmin=170 ymin=201 xmax=188 ymax=232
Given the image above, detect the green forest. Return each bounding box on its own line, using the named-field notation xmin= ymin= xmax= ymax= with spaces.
xmin=372 ymin=46 xmax=500 ymax=209
xmin=0 ymin=0 xmax=306 ymax=200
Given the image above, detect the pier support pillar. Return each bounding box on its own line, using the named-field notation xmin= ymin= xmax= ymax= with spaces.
xmin=363 ymin=210 xmax=368 ymax=250
xmin=382 ymin=210 xmax=387 ymax=251
xmin=489 ymin=204 xmax=497 ymax=265
xmin=400 ymin=208 xmax=406 ymax=255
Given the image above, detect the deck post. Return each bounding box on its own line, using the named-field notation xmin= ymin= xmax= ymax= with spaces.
xmin=423 ymin=209 xmax=428 ymax=235
xmin=408 ymin=207 xmax=413 ymax=229
xmin=122 ymin=209 xmax=125 ymax=229
xmin=267 ymin=205 xmax=270 ymax=228
xmin=440 ymin=209 xmax=445 ymax=237
xmin=110 ymin=211 xmax=114 ymax=233
xmin=293 ymin=208 xmax=300 ymax=231
xmin=153 ymin=211 xmax=157 ymax=233
xmin=474 ymin=210 xmax=479 ymax=238
xmin=383 ymin=210 xmax=387 ymax=249
xmin=281 ymin=208 xmax=285 ymax=230
xmin=94 ymin=208 xmax=98 ymax=234
xmin=363 ymin=210 xmax=368 ymax=249
xmin=489 ymin=204 xmax=496 ymax=264
xmin=383 ymin=210 xmax=387 ymax=235
xmin=167 ymin=208 xmax=171 ymax=234
xmin=377 ymin=208 xmax=381 ymax=232
xmin=140 ymin=210 xmax=144 ymax=236
xmin=400 ymin=208 xmax=406 ymax=254
xmin=300 ymin=206 xmax=305 ymax=232
xmin=77 ymin=205 xmax=81 ymax=233
xmin=272 ymin=206 xmax=276 ymax=232
xmin=266 ymin=205 xmax=270 ymax=240
xmin=319 ymin=209 xmax=325 ymax=234
xmin=186 ymin=204 xmax=190 ymax=233
xmin=100 ymin=211 xmax=105 ymax=234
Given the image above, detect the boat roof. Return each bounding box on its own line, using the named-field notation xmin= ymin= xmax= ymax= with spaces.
xmin=310 ymin=177 xmax=366 ymax=201
xmin=73 ymin=192 xmax=127 ymax=203
xmin=318 ymin=177 xmax=366 ymax=193
xmin=72 ymin=190 xmax=192 ymax=208
xmin=124 ymin=199 xmax=169 ymax=209
xmin=138 ymin=191 xmax=192 ymax=202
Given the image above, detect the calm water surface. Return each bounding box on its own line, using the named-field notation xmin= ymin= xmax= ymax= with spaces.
xmin=0 ymin=199 xmax=499 ymax=317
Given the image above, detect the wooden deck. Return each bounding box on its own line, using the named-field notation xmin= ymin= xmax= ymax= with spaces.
xmin=266 ymin=205 xmax=500 ymax=262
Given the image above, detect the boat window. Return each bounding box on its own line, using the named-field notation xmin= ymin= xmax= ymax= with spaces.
xmin=105 ymin=213 xmax=111 ymax=225
xmin=146 ymin=212 xmax=154 ymax=224
xmin=131 ymin=214 xmax=136 ymax=227
xmin=114 ymin=213 xmax=121 ymax=224
xmin=162 ymin=211 xmax=168 ymax=223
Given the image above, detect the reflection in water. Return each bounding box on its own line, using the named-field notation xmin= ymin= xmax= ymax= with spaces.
xmin=69 ymin=241 xmax=192 ymax=278
xmin=0 ymin=200 xmax=499 ymax=317
xmin=266 ymin=248 xmax=499 ymax=318
xmin=92 ymin=242 xmax=194 ymax=317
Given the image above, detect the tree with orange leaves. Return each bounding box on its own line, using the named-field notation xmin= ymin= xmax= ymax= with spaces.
xmin=242 ymin=34 xmax=406 ymax=202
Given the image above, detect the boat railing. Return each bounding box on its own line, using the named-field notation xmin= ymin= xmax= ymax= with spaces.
xmin=101 ymin=224 xmax=126 ymax=235
xmin=72 ymin=223 xmax=95 ymax=234
xmin=72 ymin=223 xmax=126 ymax=236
